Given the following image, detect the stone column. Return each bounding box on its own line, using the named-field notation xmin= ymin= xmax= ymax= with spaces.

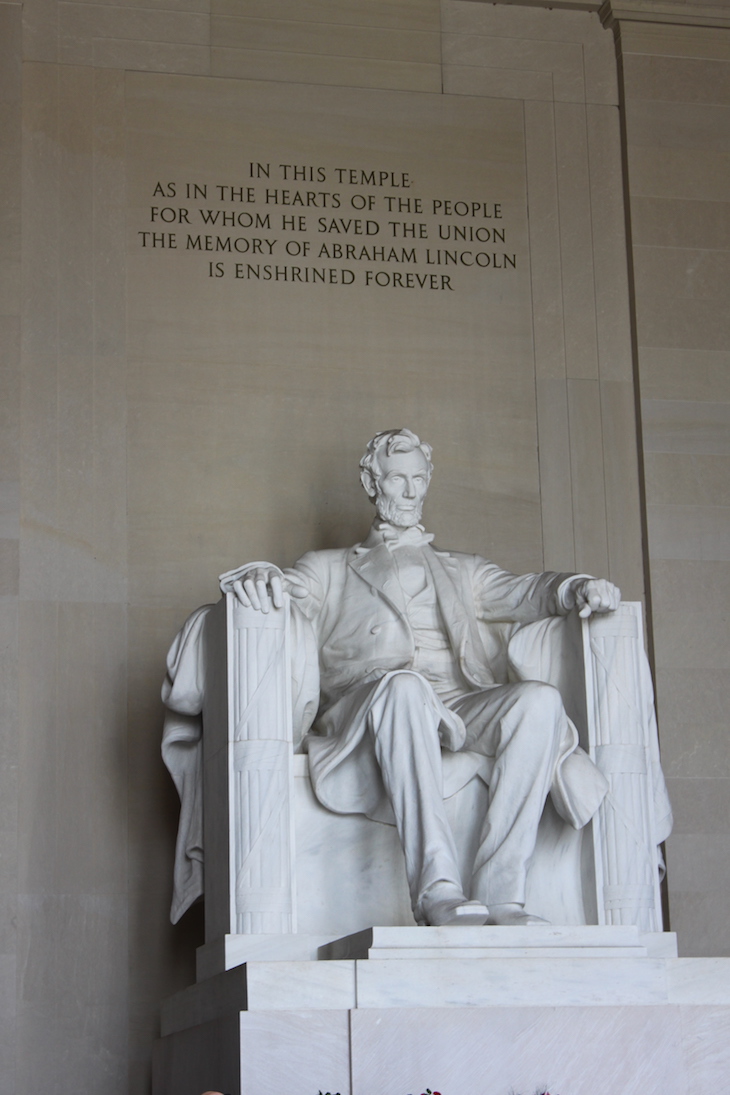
xmin=203 ymin=592 xmax=296 ymax=940
xmin=583 ymin=602 xmax=663 ymax=931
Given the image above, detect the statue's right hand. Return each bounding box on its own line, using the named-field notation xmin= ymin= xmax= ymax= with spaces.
xmin=235 ymin=567 xmax=284 ymax=614
xmin=219 ymin=563 xmax=308 ymax=614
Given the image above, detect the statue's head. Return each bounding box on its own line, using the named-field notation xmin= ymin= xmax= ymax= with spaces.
xmin=359 ymin=429 xmax=433 ymax=528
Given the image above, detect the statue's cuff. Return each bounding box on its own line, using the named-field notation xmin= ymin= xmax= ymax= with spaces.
xmin=557 ymin=573 xmax=594 ymax=613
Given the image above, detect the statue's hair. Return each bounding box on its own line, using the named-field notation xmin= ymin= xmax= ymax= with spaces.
xmin=359 ymin=428 xmax=433 ymax=500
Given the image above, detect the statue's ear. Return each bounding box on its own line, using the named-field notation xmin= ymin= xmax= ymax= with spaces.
xmin=360 ymin=468 xmax=376 ymax=500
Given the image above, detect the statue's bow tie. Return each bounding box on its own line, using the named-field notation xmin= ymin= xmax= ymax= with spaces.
xmin=379 ymin=524 xmax=435 ymax=550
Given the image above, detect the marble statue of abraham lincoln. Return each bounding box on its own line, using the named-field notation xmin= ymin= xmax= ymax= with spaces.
xmin=219 ymin=428 xmax=618 ymax=928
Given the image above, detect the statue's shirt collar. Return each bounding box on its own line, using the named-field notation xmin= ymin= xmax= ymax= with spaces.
xmin=358 ymin=519 xmax=435 ymax=553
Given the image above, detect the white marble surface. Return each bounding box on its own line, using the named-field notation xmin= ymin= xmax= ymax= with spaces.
xmin=642 ymin=930 xmax=679 ymax=958
xmin=350 ymin=1005 xmax=689 ymax=1095
xmin=154 ymin=995 xmax=730 ymax=1095
xmin=668 ymin=957 xmax=730 ymax=1004
xmin=319 ymin=923 xmax=649 ymax=960
xmin=294 ymin=759 xmax=416 ymax=936
xmin=154 ymin=953 xmax=730 ymax=1093
xmin=237 ymin=1010 xmax=352 ymax=1095
xmin=583 ymin=601 xmax=669 ymax=930
xmin=681 ymin=1004 xmax=730 ymax=1095
xmin=244 ymin=959 xmax=356 ymax=1012
xmin=196 ymin=931 xmax=337 ymax=981
xmin=354 ymin=956 xmax=671 ymax=1008
xmin=166 ymin=950 xmax=730 ymax=1028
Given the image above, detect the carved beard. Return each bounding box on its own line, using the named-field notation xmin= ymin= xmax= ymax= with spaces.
xmin=375 ymin=491 xmax=424 ymax=529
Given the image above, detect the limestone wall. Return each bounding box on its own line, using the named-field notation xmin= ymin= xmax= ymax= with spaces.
xmin=1 ymin=0 xmax=728 ymax=1090
xmin=619 ymin=13 xmax=730 ymax=956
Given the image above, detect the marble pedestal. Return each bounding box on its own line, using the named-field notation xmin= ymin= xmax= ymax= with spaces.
xmin=152 ymin=928 xmax=730 ymax=1095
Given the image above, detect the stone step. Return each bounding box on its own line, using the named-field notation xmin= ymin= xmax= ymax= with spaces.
xmin=196 ymin=932 xmax=337 ymax=980
xmin=161 ymin=946 xmax=722 ymax=1037
xmin=318 ymin=923 xmax=655 ymax=961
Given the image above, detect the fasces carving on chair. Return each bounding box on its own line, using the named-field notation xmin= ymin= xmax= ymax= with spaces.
xmin=162 ymin=430 xmax=672 ymax=934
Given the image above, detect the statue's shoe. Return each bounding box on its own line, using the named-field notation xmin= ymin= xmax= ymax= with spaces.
xmin=486 ymin=903 xmax=550 ymax=927
xmin=422 ymin=895 xmax=489 ymax=926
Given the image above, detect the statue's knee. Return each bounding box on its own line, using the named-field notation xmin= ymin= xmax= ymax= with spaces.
xmin=513 ymin=680 xmax=564 ymax=721
xmin=370 ymin=672 xmax=437 ymax=740
xmin=382 ymin=671 xmax=432 ymax=705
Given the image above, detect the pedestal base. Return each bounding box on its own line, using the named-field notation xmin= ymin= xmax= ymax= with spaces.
xmin=153 ymin=929 xmax=730 ymax=1095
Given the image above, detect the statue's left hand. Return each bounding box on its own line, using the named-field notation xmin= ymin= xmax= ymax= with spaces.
xmin=573 ymin=578 xmax=621 ymax=618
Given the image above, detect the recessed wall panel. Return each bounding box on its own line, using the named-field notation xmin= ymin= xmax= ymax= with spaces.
xmin=124 ymin=75 xmax=542 ymax=618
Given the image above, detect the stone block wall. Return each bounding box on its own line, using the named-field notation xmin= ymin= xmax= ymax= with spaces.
xmin=618 ymin=11 xmax=730 ymax=956
xmin=1 ymin=0 xmax=728 ymax=1091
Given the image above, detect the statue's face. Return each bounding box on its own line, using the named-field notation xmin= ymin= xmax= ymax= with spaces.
xmin=374 ymin=448 xmax=431 ymax=528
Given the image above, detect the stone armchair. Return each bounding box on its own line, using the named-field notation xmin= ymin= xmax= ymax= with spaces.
xmin=162 ymin=590 xmax=672 ymax=961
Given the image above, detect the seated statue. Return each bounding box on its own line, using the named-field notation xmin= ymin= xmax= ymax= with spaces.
xmin=208 ymin=428 xmax=626 ymax=929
